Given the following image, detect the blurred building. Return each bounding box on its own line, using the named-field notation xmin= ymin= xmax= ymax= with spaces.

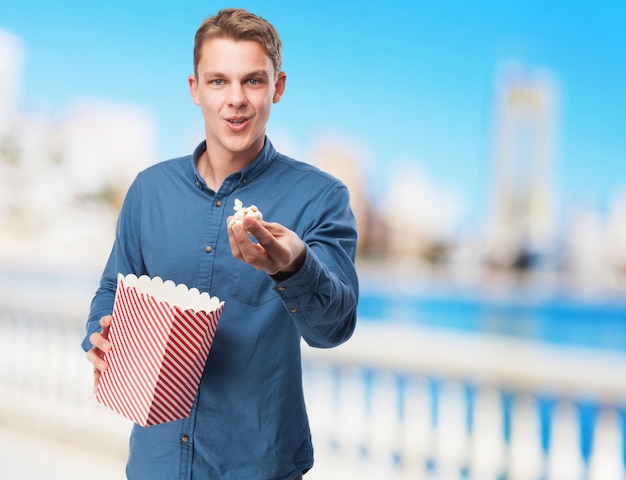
xmin=483 ymin=63 xmax=559 ymax=270
xmin=0 ymin=29 xmax=155 ymax=268
xmin=605 ymin=190 xmax=626 ymax=293
xmin=55 ymin=101 xmax=155 ymax=209
xmin=312 ymin=138 xmax=374 ymax=254
xmin=382 ymin=164 xmax=461 ymax=263
xmin=562 ymin=190 xmax=626 ymax=295
xmin=606 ymin=190 xmax=626 ymax=273
xmin=0 ymin=29 xmax=23 ymax=136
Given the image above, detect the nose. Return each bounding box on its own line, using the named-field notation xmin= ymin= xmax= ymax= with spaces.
xmin=227 ymin=83 xmax=247 ymax=109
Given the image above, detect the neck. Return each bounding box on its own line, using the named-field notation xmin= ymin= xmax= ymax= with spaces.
xmin=197 ymin=138 xmax=264 ymax=191
xmin=196 ymin=150 xmax=228 ymax=191
xmin=196 ymin=150 xmax=249 ymax=191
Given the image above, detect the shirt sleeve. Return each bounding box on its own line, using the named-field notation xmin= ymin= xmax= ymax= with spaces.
xmin=271 ymin=183 xmax=359 ymax=348
xmin=81 ymin=176 xmax=146 ymax=352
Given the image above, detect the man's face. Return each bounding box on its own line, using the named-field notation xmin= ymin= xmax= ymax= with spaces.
xmin=189 ymin=38 xmax=286 ymax=162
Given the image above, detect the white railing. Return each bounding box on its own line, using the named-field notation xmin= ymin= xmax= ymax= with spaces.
xmin=302 ymin=324 xmax=626 ymax=480
xmin=0 ymin=283 xmax=131 ymax=460
xmin=1 ymin=281 xmax=625 ymax=480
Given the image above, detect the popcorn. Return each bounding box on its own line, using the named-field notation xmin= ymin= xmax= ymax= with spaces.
xmin=229 ymin=198 xmax=263 ymax=228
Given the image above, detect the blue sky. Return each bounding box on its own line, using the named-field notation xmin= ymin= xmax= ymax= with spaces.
xmin=1 ymin=1 xmax=625 ymax=224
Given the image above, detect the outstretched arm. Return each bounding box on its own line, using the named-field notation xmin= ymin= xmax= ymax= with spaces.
xmin=226 ymin=185 xmax=359 ymax=348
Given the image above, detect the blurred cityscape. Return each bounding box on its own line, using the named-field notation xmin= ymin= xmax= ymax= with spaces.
xmin=1 ymin=27 xmax=625 ymax=300
xmin=2 ymin=24 xmax=626 ymax=480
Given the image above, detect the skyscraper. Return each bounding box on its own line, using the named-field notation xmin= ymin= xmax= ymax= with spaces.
xmin=485 ymin=63 xmax=558 ymax=269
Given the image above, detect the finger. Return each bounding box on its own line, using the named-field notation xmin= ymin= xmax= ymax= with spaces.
xmin=242 ymin=217 xmax=274 ymax=249
xmin=93 ymin=368 xmax=101 ymax=394
xmin=90 ymin=329 xmax=112 ymax=352
xmin=227 ymin=221 xmax=245 ymax=259
xmin=86 ymin=348 xmax=108 ymax=373
xmin=234 ymin=227 xmax=268 ymax=263
xmin=247 ymin=220 xmax=299 ymax=266
xmin=231 ymin=220 xmax=265 ymax=251
xmin=100 ymin=315 xmax=112 ymax=328
xmin=97 ymin=316 xmax=112 ymax=347
xmin=100 ymin=315 xmax=112 ymax=337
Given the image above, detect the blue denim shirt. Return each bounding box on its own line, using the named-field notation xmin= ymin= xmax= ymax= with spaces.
xmin=82 ymin=138 xmax=358 ymax=479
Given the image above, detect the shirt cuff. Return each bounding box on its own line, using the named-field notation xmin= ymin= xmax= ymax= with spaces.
xmin=270 ymin=245 xmax=321 ymax=300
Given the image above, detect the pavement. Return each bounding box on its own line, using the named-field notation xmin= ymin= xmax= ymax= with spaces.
xmin=0 ymin=425 xmax=126 ymax=480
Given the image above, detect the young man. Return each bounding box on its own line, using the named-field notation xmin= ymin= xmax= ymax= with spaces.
xmin=82 ymin=8 xmax=358 ymax=480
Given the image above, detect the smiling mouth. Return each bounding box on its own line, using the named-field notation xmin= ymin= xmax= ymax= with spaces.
xmin=228 ymin=118 xmax=247 ymax=125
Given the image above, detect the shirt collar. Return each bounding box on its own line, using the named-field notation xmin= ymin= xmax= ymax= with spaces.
xmin=190 ymin=137 xmax=276 ymax=193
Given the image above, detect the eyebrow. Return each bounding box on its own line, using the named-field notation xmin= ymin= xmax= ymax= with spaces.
xmin=202 ymin=70 xmax=270 ymax=81
xmin=244 ymin=70 xmax=270 ymax=80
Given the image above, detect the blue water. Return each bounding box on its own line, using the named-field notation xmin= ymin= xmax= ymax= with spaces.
xmin=357 ymin=289 xmax=626 ymax=352
xmin=4 ymin=266 xmax=625 ymax=352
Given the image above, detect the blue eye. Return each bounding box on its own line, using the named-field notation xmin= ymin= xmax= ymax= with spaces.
xmin=211 ymin=79 xmax=224 ymax=86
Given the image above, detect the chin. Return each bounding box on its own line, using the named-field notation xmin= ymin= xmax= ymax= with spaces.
xmin=225 ymin=136 xmax=263 ymax=155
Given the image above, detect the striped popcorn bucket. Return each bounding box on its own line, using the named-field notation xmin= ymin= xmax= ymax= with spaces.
xmin=95 ymin=273 xmax=224 ymax=427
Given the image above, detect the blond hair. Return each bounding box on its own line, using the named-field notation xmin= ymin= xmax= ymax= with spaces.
xmin=193 ymin=8 xmax=282 ymax=80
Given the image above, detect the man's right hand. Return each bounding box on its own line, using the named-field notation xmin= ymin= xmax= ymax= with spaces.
xmin=86 ymin=315 xmax=113 ymax=393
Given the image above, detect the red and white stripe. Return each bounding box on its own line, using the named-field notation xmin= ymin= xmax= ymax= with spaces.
xmin=95 ymin=277 xmax=223 ymax=427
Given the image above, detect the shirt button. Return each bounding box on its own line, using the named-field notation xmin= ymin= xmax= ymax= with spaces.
xmin=181 ymin=435 xmax=190 ymax=443
xmin=276 ymin=286 xmax=286 ymax=291
xmin=196 ymin=181 xmax=201 ymax=188
xmin=215 ymin=199 xmax=222 ymax=207
xmin=242 ymin=178 xmax=248 ymax=184
xmin=205 ymin=245 xmax=213 ymax=253
xmin=290 ymin=308 xmax=298 ymax=313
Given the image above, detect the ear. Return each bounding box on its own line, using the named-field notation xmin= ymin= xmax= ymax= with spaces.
xmin=272 ymin=72 xmax=287 ymax=104
xmin=188 ymin=74 xmax=201 ymax=106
